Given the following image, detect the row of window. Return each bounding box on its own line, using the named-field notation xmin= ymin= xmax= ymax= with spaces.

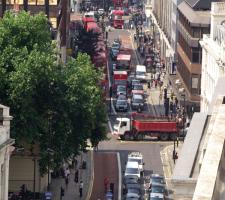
xmin=5 ymin=0 xmax=57 ymax=5
xmin=178 ymin=33 xmax=202 ymax=64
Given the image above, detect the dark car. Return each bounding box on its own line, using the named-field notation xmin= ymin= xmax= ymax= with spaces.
xmin=149 ymin=183 xmax=166 ymax=198
xmin=116 ymin=85 xmax=127 ymax=97
xmin=131 ymin=84 xmax=144 ymax=96
xmin=131 ymin=94 xmax=144 ymax=111
xmin=149 ymin=174 xmax=165 ymax=189
xmin=111 ymin=48 xmax=120 ymax=60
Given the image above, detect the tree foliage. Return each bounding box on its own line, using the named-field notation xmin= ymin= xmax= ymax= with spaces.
xmin=0 ymin=11 xmax=107 ymax=174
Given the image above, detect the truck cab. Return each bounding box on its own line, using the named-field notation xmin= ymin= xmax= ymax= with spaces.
xmin=116 ymin=54 xmax=131 ymax=71
xmin=114 ymin=117 xmax=131 ymax=139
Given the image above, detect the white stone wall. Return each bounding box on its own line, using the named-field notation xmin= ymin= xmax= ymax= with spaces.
xmin=200 ymin=2 xmax=225 ymax=113
xmin=0 ymin=105 xmax=13 ymax=200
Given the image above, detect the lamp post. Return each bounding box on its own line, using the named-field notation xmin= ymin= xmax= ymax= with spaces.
xmin=181 ymin=93 xmax=186 ymax=141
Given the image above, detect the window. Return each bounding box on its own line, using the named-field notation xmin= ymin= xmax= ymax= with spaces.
xmin=120 ymin=121 xmax=127 ymax=127
xmin=36 ymin=0 xmax=44 ymax=5
xmin=28 ymin=0 xmax=36 ymax=5
xmin=49 ymin=0 xmax=57 ymax=5
xmin=7 ymin=0 xmax=23 ymax=4
xmin=50 ymin=17 xmax=57 ymax=29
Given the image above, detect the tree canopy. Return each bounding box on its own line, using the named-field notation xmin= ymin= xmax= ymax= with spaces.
xmin=0 ymin=11 xmax=107 ymax=174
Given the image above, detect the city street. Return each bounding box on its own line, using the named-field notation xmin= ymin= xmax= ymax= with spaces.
xmin=90 ymin=26 xmax=174 ymax=199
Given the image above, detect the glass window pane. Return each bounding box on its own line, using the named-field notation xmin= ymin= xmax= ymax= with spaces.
xmin=50 ymin=17 xmax=57 ymax=28
xmin=28 ymin=0 xmax=36 ymax=5
xmin=37 ymin=0 xmax=44 ymax=5
xmin=49 ymin=0 xmax=57 ymax=5
xmin=18 ymin=0 xmax=24 ymax=4
xmin=6 ymin=0 xmax=14 ymax=4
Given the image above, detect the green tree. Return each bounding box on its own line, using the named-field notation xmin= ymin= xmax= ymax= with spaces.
xmin=0 ymin=11 xmax=107 ymax=174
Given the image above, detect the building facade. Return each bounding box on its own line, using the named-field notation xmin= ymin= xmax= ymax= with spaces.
xmin=200 ymin=2 xmax=225 ymax=113
xmin=176 ymin=0 xmax=225 ymax=111
xmin=151 ymin=0 xmax=175 ymax=74
xmin=0 ymin=105 xmax=15 ymax=200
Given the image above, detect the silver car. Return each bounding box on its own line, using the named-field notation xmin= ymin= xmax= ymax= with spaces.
xmin=115 ymin=97 xmax=128 ymax=112
xmin=116 ymin=85 xmax=127 ymax=97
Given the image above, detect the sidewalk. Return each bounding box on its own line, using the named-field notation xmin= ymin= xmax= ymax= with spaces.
xmin=49 ymin=151 xmax=93 ymax=200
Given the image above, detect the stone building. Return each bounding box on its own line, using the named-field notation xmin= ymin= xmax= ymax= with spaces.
xmin=176 ymin=0 xmax=223 ymax=111
xmin=200 ymin=2 xmax=225 ymax=113
xmin=0 ymin=105 xmax=15 ymax=200
xmin=171 ymin=77 xmax=225 ymax=200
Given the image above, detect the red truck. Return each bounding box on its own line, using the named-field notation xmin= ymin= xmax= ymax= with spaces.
xmin=113 ymin=113 xmax=182 ymax=141
xmin=113 ymin=70 xmax=128 ymax=90
xmin=110 ymin=10 xmax=124 ymax=29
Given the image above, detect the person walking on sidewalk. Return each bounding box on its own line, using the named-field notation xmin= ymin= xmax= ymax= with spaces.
xmin=79 ymin=181 xmax=83 ymax=197
xmin=74 ymin=169 xmax=79 ymax=183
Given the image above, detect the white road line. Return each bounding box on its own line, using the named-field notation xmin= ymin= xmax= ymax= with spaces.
xmin=117 ymin=152 xmax=122 ymax=200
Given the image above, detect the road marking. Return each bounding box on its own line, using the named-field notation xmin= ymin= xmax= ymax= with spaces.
xmin=117 ymin=152 xmax=122 ymax=200
xmin=119 ymin=140 xmax=173 ymax=144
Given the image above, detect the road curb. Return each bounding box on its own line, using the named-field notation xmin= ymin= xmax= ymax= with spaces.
xmin=117 ymin=152 xmax=122 ymax=200
xmin=85 ymin=150 xmax=94 ymax=200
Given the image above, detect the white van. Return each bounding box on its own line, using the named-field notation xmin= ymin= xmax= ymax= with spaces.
xmin=125 ymin=161 xmax=141 ymax=179
xmin=136 ymin=65 xmax=146 ymax=81
xmin=128 ymin=152 xmax=144 ymax=174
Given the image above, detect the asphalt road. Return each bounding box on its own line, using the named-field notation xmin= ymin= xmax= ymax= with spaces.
xmin=103 ymin=27 xmax=172 ymax=185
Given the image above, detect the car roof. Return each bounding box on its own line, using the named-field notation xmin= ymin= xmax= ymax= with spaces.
xmin=128 ymin=152 xmax=143 ymax=159
xmin=136 ymin=65 xmax=146 ymax=71
xmin=126 ymin=161 xmax=139 ymax=168
xmin=151 ymin=183 xmax=165 ymax=187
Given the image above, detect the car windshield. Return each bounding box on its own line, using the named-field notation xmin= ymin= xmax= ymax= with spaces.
xmin=133 ymin=97 xmax=143 ymax=103
xmin=127 ymin=188 xmax=140 ymax=194
xmin=112 ymin=43 xmax=120 ymax=48
xmin=128 ymin=158 xmax=142 ymax=164
xmin=117 ymin=100 xmax=127 ymax=105
xmin=126 ymin=168 xmax=139 ymax=174
xmin=151 ymin=185 xmax=165 ymax=194
xmin=133 ymin=84 xmax=143 ymax=90
xmin=118 ymin=86 xmax=126 ymax=92
xmin=117 ymin=95 xmax=126 ymax=100
xmin=152 ymin=177 xmax=165 ymax=184
xmin=136 ymin=71 xmax=145 ymax=76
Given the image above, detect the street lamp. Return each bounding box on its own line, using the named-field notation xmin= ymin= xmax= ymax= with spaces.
xmin=181 ymin=93 xmax=186 ymax=141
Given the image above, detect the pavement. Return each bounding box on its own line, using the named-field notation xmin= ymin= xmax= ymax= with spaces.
xmin=49 ymin=151 xmax=93 ymax=200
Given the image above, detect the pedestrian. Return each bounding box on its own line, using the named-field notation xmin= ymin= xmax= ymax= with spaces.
xmin=74 ymin=170 xmax=79 ymax=183
xmin=79 ymin=181 xmax=83 ymax=197
xmin=65 ymin=176 xmax=69 ymax=188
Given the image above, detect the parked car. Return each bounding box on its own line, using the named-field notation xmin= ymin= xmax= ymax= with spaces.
xmin=131 ymin=94 xmax=144 ymax=111
xmin=115 ymin=96 xmax=128 ymax=112
xmin=149 ymin=174 xmax=165 ymax=189
xmin=116 ymin=85 xmax=127 ymax=97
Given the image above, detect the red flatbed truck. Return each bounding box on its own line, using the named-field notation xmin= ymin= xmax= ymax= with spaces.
xmin=113 ymin=113 xmax=182 ymax=141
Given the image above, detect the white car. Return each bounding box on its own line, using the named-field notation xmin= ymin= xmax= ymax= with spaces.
xmin=125 ymin=161 xmax=141 ymax=179
xmin=128 ymin=152 xmax=144 ymax=174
